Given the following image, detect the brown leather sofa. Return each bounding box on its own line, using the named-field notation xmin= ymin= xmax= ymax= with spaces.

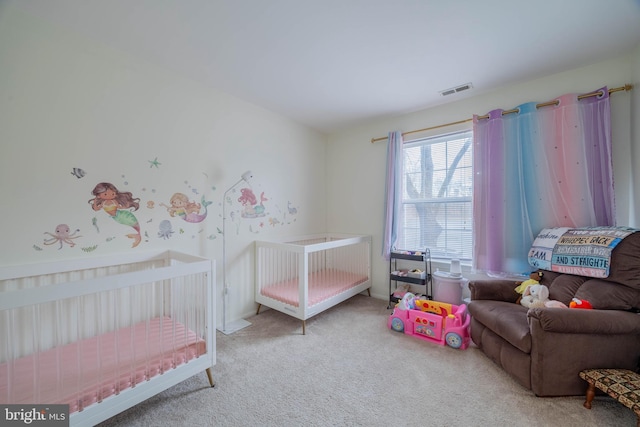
xmin=467 ymin=232 xmax=640 ymax=396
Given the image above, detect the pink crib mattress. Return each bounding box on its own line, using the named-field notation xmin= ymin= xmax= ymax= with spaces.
xmin=260 ymin=270 xmax=369 ymax=307
xmin=0 ymin=316 xmax=205 ymax=413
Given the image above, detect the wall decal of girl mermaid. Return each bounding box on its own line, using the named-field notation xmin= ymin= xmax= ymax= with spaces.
xmin=89 ymin=182 xmax=142 ymax=247
xmin=161 ymin=193 xmax=212 ymax=223
xmin=238 ymin=188 xmax=267 ymax=218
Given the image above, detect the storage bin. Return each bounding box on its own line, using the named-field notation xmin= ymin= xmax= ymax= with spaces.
xmin=407 ymin=269 xmax=426 ymax=279
xmin=432 ymin=270 xmax=469 ymax=305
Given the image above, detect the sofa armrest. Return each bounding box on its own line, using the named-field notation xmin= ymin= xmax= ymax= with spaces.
xmin=528 ymin=308 xmax=640 ymax=335
xmin=469 ymin=279 xmax=519 ymax=303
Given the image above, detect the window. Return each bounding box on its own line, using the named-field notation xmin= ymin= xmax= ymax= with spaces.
xmin=396 ymin=130 xmax=473 ymax=261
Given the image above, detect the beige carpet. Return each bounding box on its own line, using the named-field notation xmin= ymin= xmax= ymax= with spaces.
xmin=98 ymin=294 xmax=635 ymax=426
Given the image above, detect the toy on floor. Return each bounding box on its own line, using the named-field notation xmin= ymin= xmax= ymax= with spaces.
xmin=387 ymin=298 xmax=470 ymax=349
xmin=395 ymin=292 xmax=415 ymax=310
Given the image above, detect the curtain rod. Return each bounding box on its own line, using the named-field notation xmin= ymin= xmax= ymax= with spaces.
xmin=370 ymin=84 xmax=633 ymax=143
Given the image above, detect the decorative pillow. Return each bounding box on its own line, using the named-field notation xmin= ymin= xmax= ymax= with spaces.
xmin=574 ymin=279 xmax=640 ymax=311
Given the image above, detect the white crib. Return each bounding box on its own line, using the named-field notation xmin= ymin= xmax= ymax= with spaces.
xmin=255 ymin=234 xmax=371 ymax=334
xmin=0 ymin=250 xmax=215 ymax=427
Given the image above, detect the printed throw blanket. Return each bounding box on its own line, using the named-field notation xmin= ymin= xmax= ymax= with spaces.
xmin=528 ymin=226 xmax=638 ymax=278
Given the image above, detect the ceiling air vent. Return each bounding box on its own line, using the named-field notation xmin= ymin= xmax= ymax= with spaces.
xmin=439 ymin=82 xmax=473 ymax=97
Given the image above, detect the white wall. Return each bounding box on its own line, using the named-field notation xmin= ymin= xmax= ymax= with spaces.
xmin=0 ymin=6 xmax=327 ymax=324
xmin=327 ymin=53 xmax=640 ymax=300
xmin=631 ymin=43 xmax=640 ymax=225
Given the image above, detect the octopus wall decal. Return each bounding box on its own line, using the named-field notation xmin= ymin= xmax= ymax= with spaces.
xmin=43 ymin=224 xmax=82 ymax=249
xmin=157 ymin=220 xmax=174 ymax=240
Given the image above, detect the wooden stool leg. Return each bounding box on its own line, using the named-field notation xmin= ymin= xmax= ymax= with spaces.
xmin=584 ymin=383 xmax=596 ymax=409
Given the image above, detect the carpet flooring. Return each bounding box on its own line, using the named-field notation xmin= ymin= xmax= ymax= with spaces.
xmin=98 ymin=294 xmax=635 ymax=426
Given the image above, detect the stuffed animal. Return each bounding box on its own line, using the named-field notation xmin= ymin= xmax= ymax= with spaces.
xmin=569 ymin=298 xmax=593 ymax=309
xmin=520 ymin=283 xmax=550 ymax=309
xmin=520 ymin=283 xmax=570 ymax=309
xmin=515 ymin=271 xmax=543 ymax=304
xmin=396 ymin=292 xmax=416 ymax=310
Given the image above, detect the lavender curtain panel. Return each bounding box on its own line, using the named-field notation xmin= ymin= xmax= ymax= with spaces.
xmin=473 ymin=87 xmax=615 ymax=276
xmin=382 ymin=131 xmax=403 ymax=259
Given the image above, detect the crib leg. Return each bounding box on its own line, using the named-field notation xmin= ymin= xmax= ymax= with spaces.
xmin=367 ymin=288 xmax=371 ymax=297
xmin=205 ymin=368 xmax=215 ymax=387
xmin=256 ymin=303 xmax=262 ymax=315
xmin=302 ymin=320 xmax=306 ymax=335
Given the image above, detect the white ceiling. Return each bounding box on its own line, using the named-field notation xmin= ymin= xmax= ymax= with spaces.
xmin=8 ymin=0 xmax=640 ymax=134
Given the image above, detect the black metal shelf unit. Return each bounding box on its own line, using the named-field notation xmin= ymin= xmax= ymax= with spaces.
xmin=388 ymin=248 xmax=432 ymax=309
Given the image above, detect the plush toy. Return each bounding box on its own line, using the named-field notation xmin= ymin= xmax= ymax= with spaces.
xmin=520 ymin=283 xmax=550 ymax=309
xmin=396 ymin=292 xmax=416 ymax=310
xmin=569 ymin=298 xmax=593 ymax=309
xmin=545 ymin=300 xmax=569 ymax=309
xmin=519 ymin=283 xmax=570 ymax=309
xmin=515 ymin=271 xmax=544 ymax=304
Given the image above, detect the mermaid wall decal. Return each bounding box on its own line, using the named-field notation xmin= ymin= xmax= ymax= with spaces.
xmin=238 ymin=188 xmax=267 ymax=218
xmin=89 ymin=182 xmax=142 ymax=247
xmin=161 ymin=193 xmax=212 ymax=223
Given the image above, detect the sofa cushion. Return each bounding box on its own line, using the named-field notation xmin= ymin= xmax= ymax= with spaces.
xmin=606 ymin=231 xmax=640 ymax=289
xmin=574 ymin=279 xmax=640 ymax=311
xmin=546 ymin=274 xmax=587 ymax=306
xmin=539 ymin=272 xmax=640 ymax=311
xmin=467 ymin=300 xmax=531 ymax=353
